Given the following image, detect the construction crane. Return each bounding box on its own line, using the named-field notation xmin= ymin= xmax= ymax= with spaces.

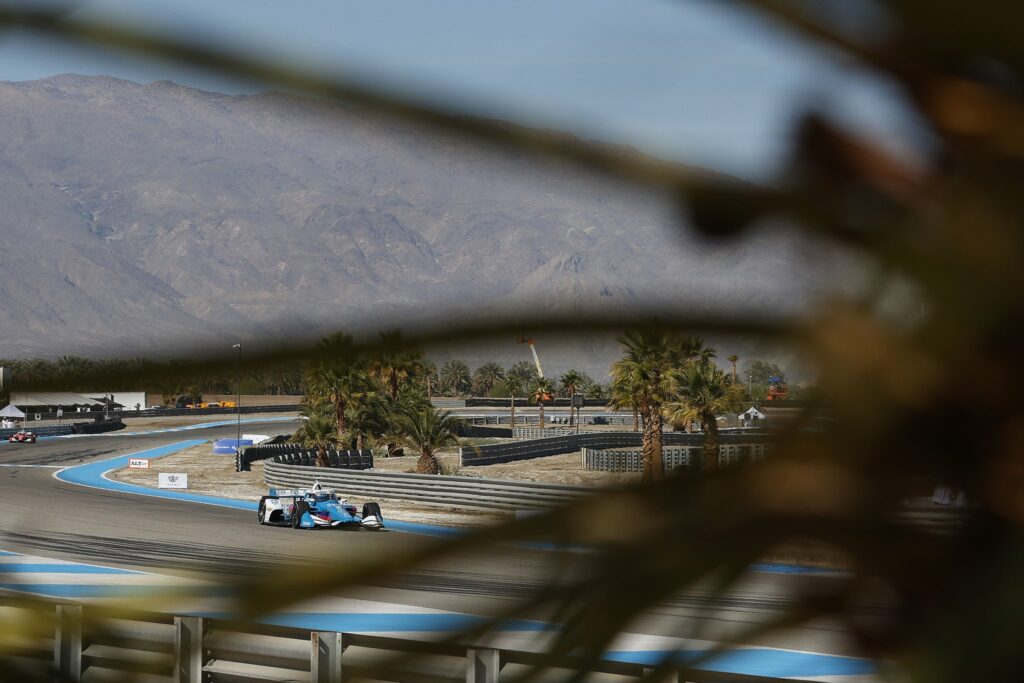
xmin=515 ymin=336 xmax=545 ymax=378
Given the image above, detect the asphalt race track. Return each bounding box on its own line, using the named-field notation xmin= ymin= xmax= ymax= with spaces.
xmin=0 ymin=422 xmax=875 ymax=677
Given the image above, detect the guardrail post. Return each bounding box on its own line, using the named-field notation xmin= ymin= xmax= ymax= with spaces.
xmin=466 ymin=647 xmax=501 ymax=683
xmin=311 ymin=631 xmax=346 ymax=683
xmin=54 ymin=604 xmax=83 ymax=682
xmin=173 ymin=616 xmax=203 ymax=683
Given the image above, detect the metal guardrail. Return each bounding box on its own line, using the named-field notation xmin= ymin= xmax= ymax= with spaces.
xmin=264 ymin=461 xmax=589 ymax=511
xmin=0 ymin=591 xmax=828 ymax=683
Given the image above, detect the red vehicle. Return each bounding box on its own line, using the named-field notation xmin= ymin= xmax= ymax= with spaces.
xmin=8 ymin=431 xmax=38 ymax=444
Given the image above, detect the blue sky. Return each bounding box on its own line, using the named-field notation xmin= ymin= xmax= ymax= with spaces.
xmin=0 ymin=0 xmax=925 ymax=179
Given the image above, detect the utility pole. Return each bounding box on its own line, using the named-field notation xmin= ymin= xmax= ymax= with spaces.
xmin=233 ymin=343 xmax=242 ymax=454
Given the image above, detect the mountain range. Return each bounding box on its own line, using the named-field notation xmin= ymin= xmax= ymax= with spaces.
xmin=0 ymin=75 xmax=853 ymax=378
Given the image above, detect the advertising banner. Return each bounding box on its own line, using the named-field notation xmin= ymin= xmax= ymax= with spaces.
xmin=158 ymin=473 xmax=188 ymax=489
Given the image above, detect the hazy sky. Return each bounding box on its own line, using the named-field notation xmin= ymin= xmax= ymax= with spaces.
xmin=0 ymin=0 xmax=925 ymax=179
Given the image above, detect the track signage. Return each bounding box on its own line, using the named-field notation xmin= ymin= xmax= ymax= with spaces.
xmin=128 ymin=458 xmax=150 ymax=469
xmin=158 ymin=473 xmax=188 ymax=489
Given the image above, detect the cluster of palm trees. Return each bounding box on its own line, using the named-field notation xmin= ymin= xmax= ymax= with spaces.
xmin=295 ymin=331 xmax=462 ymax=474
xmin=0 ymin=355 xmax=304 ymax=399
xmin=610 ymin=331 xmax=744 ymax=482
xmin=434 ymin=359 xmax=603 ymax=401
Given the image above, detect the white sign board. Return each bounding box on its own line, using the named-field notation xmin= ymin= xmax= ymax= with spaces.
xmin=128 ymin=458 xmax=150 ymax=469
xmin=158 ymin=473 xmax=188 ymax=489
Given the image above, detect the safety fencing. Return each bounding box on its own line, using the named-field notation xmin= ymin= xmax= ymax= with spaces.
xmin=466 ymin=397 xmax=610 ymax=407
xmin=581 ymin=443 xmax=773 ymax=473
xmin=264 ymin=461 xmax=588 ymax=511
xmin=461 ymin=415 xmax=634 ymax=428
xmin=0 ymin=591 xmax=826 ymax=683
xmin=461 ymin=431 xmax=775 ymax=467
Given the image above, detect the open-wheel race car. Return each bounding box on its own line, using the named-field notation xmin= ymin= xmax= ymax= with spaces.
xmin=257 ymin=481 xmax=384 ymax=530
xmin=8 ymin=431 xmax=38 ymax=444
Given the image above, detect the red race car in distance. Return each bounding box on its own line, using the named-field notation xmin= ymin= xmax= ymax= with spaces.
xmin=8 ymin=431 xmax=38 ymax=444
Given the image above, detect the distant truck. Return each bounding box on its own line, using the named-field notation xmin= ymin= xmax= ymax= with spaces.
xmin=175 ymin=398 xmax=236 ymax=409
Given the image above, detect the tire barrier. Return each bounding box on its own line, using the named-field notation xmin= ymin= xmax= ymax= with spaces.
xmin=264 ymin=461 xmax=589 ymax=511
xmin=237 ymin=443 xmax=373 ymax=472
xmin=462 ymin=430 xmax=775 ymax=466
xmin=71 ymin=418 xmax=125 ymax=435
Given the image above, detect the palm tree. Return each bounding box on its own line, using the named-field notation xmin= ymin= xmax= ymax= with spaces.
xmin=727 ymin=354 xmax=739 ymax=385
xmin=530 ymin=377 xmax=554 ymax=429
xmin=608 ymin=374 xmax=640 ymax=432
xmin=669 ymin=360 xmax=742 ymax=471
xmin=506 ymin=361 xmax=538 ymax=391
xmin=439 ymin=359 xmax=472 ymax=397
xmin=611 ymin=330 xmax=703 ymax=482
xmin=305 ymin=332 xmax=375 ymax=441
xmin=560 ymin=369 xmax=584 ymax=427
xmin=501 ymin=375 xmax=521 ymax=429
xmin=471 ymin=362 xmax=505 ymax=397
xmin=389 ymin=405 xmax=463 ymax=474
xmin=294 ymin=402 xmax=338 ymax=449
xmin=368 ymin=330 xmax=425 ymax=401
xmin=57 ymin=355 xmax=95 ymax=390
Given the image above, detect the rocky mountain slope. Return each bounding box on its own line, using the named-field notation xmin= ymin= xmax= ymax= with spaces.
xmin=0 ymin=75 xmax=851 ymax=376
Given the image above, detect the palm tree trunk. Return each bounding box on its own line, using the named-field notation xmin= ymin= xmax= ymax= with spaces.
xmin=539 ymin=402 xmax=545 ymax=429
xmin=569 ymin=388 xmax=575 ymax=427
xmin=640 ymin=403 xmax=664 ymax=482
xmin=416 ymin=447 xmax=440 ymax=474
xmin=632 ymin=407 xmax=639 ymax=432
xmin=702 ymin=411 xmax=720 ymax=471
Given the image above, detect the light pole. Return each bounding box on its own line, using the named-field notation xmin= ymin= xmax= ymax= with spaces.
xmin=233 ymin=343 xmax=242 ymax=454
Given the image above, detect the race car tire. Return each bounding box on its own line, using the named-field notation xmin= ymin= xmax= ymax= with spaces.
xmin=292 ymin=501 xmax=309 ymax=529
xmin=257 ymin=497 xmax=269 ymax=525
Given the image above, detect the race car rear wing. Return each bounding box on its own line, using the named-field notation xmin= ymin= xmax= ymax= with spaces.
xmin=268 ymin=488 xmax=337 ymax=498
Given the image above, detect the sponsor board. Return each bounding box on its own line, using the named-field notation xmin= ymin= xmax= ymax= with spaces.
xmin=158 ymin=473 xmax=188 ymax=489
xmin=128 ymin=458 xmax=150 ymax=469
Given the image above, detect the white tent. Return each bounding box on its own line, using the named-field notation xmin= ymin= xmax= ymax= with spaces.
xmin=739 ymin=407 xmax=766 ymax=427
xmin=0 ymin=404 xmax=26 ymax=419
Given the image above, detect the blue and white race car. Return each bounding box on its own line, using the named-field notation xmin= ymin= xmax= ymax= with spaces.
xmin=257 ymin=482 xmax=384 ymax=530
